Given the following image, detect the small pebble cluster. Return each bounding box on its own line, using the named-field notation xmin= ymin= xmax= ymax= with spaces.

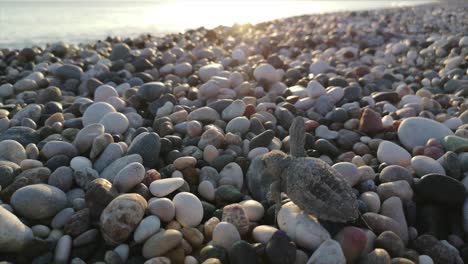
xmin=0 ymin=3 xmax=468 ymax=264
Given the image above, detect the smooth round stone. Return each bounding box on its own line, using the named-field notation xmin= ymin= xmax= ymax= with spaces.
xmin=411 ymin=156 xmax=446 ymax=177
xmin=54 ymin=235 xmax=72 ymax=264
xmin=198 ymin=129 xmax=224 ymax=149
xmin=70 ymin=156 xmax=92 ymax=171
xmin=252 ymin=225 xmax=278 ymax=243
xmin=73 ymin=123 xmax=105 ymax=154
xmin=222 ymin=100 xmax=246 ymax=121
xmin=443 ymin=135 xmax=468 ymax=153
xmin=173 ymin=156 xmax=197 ymax=170
xmin=266 ymin=230 xmax=296 ymax=264
xmin=41 ymin=141 xmax=78 ymax=159
xmin=212 ymin=222 xmax=241 ymax=250
xmin=0 ymin=206 xmax=33 ymax=253
xmin=306 ymin=80 xmax=326 ymax=98
xmin=93 ymin=143 xmax=125 ymax=173
xmin=219 ymin=162 xmax=243 ymax=190
xmin=188 ymin=107 xmax=221 ymax=123
xmin=361 ymin=248 xmax=391 ymax=264
xmin=226 ymin=116 xmax=250 ymax=134
xmin=198 ymin=180 xmax=215 ymax=201
xmin=82 ymin=102 xmax=116 ymax=127
xmin=377 ymin=141 xmax=411 ymax=167
xmin=127 ymin=132 xmax=161 ymax=167
xmin=309 ymin=60 xmax=329 ymax=75
xmin=278 ymin=202 xmax=330 ymax=250
xmin=138 ymin=82 xmax=167 ymax=101
xmin=361 ymin=213 xmax=407 ymax=243
xmin=110 ymin=43 xmax=130 ymax=60
xmin=377 ymin=180 xmax=413 ymax=201
xmin=11 ymin=184 xmax=67 ymax=220
xmin=142 ymin=229 xmax=183 ymax=258
xmin=94 ymin=85 xmax=118 ymax=102
xmin=134 ymin=215 xmax=161 ymax=243
xmin=148 ymin=198 xmax=175 ymax=222
xmin=398 ymin=117 xmax=454 ymax=150
xmin=331 ymin=162 xmax=360 ymax=187
xmin=334 ymin=226 xmax=367 ymax=263
xmin=174 ymin=62 xmax=192 ymax=77
xmin=379 ymin=197 xmax=408 ymax=242
xmin=360 ymin=192 xmax=381 ymax=213
xmin=150 ymin=178 xmax=185 ymax=197
xmin=374 ymin=231 xmax=405 ymax=258
xmin=114 ymin=162 xmax=145 ymax=193
xmin=114 ymin=244 xmax=130 ymax=263
xmin=419 ymin=255 xmax=434 ymax=264
xmin=48 ymin=166 xmax=74 ymax=192
xmin=415 ymin=174 xmax=466 ymax=205
xmin=173 ymin=192 xmax=203 ymax=227
xmin=307 ymin=239 xmax=346 ymax=264
xmin=100 ymin=193 xmax=147 ymax=245
xmin=229 ymin=240 xmax=257 ymax=264
xmin=0 ymin=140 xmax=26 ymax=164
xmin=31 ymin=225 xmax=50 ymax=238
xmin=51 ymin=208 xmax=75 ymax=229
xmin=99 ymin=112 xmax=129 ymax=134
xmin=247 ymin=147 xmax=269 ymax=160
xmin=240 ymin=199 xmax=264 ymax=222
xmin=253 ymin=63 xmax=279 ymax=83
xmin=106 ymin=96 xmax=126 ymax=111
xmin=315 ymin=125 xmax=338 ymax=139
xmin=0 ymin=83 xmax=14 ymax=97
xmin=379 ymin=165 xmax=413 ymax=185
xmin=199 ymin=64 xmax=223 ymax=82
xmin=14 ymin=79 xmax=37 ymax=92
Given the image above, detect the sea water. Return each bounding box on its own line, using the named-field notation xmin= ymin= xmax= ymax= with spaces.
xmin=0 ymin=0 xmax=435 ymax=49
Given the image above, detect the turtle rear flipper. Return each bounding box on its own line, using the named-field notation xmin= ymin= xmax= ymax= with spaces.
xmin=284 ymin=158 xmax=359 ymax=223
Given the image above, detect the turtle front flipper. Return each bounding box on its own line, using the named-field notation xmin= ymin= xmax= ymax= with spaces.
xmin=284 ymin=157 xmax=359 ymax=223
xmin=289 ymin=117 xmax=306 ymax=158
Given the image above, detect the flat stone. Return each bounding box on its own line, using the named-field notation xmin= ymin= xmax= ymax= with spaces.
xmin=377 ymin=141 xmax=411 ymax=167
xmin=398 ymin=117 xmax=454 ymax=150
xmin=173 ymin=192 xmax=203 ymax=227
xmin=114 ymin=162 xmax=145 ymax=193
xmin=11 ymin=184 xmax=67 ymax=220
xmin=142 ymin=229 xmax=183 ymax=258
xmin=415 ymin=174 xmax=466 ymax=205
xmin=411 ymin=156 xmax=446 ymax=177
xmin=149 ymin=178 xmax=185 ymax=197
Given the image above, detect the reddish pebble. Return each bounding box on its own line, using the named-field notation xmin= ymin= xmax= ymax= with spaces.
xmin=305 ymin=120 xmax=319 ymax=132
xmin=423 ymin=146 xmax=444 ymax=160
xmin=244 ymin=104 xmax=256 ymax=118
xmin=142 ymin=169 xmax=161 ymax=186
xmin=334 ymin=226 xmax=368 ymax=263
xmin=412 ymin=146 xmax=425 ymax=156
xmin=359 ymin=108 xmax=383 ymax=135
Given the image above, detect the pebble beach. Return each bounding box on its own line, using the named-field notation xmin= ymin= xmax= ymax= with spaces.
xmin=0 ymin=3 xmax=467 ymax=264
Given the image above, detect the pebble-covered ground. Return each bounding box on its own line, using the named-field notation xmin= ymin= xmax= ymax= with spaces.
xmin=0 ymin=3 xmax=467 ymax=264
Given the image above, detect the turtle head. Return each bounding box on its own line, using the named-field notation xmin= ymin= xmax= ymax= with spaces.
xmin=262 ymin=150 xmax=291 ymax=178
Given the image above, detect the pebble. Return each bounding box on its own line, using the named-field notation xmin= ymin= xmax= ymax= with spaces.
xmin=114 ymin=162 xmax=145 ymax=193
xmin=0 ymin=140 xmax=27 ymax=164
xmin=173 ymin=192 xmax=203 ymax=227
xmin=142 ymin=229 xmax=183 ymax=258
xmin=331 ymin=162 xmax=360 ymax=187
xmin=334 ymin=226 xmax=367 ymax=263
xmin=411 ymin=155 xmax=446 ymax=177
xmin=54 ymin=235 xmax=72 ymax=264
xmin=99 ymin=112 xmax=129 ymax=134
xmin=82 ymin=102 xmax=116 ymax=127
xmin=127 ymin=132 xmax=161 ymax=167
xmin=240 ymin=199 xmax=264 ymax=222
xmin=11 ymin=184 xmax=68 ymax=219
xmin=198 ymin=180 xmax=215 ymax=201
xmin=277 ymin=202 xmax=330 ymax=250
xmin=306 ymin=239 xmax=346 ymax=264
xmin=134 ymin=215 xmax=161 ymax=243
xmin=252 ymin=225 xmax=278 ymax=243
xmin=377 ymin=180 xmax=413 ymax=201
xmin=415 ymin=174 xmax=466 ymax=205
xmin=212 ymin=222 xmax=241 ymax=250
xmin=398 ymin=117 xmax=455 ymax=150
xmin=266 ymin=230 xmax=296 ymax=264
xmin=150 ymin=178 xmax=185 ymax=197
xmin=100 ymin=193 xmax=147 ymax=245
xmin=0 ymin=206 xmax=33 ymax=253
xmin=148 ymin=198 xmax=175 ymax=222
xmin=377 ymin=141 xmax=412 ymax=167
xmin=254 ymin=63 xmax=280 ymax=83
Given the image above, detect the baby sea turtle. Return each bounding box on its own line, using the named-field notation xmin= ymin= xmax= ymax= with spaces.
xmin=247 ymin=117 xmax=359 ymax=223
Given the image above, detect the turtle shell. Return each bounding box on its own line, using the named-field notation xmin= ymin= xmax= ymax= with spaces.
xmin=284 ymin=157 xmax=359 ymax=222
